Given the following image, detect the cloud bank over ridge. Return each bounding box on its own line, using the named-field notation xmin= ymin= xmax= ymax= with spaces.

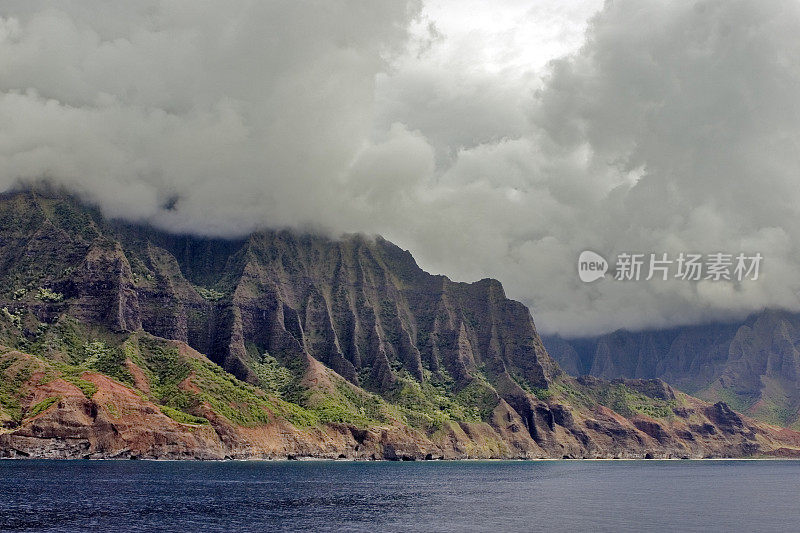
xmin=2 ymin=0 xmax=800 ymax=336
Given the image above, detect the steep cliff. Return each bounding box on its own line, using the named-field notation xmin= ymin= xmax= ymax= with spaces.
xmin=1 ymin=189 xmax=799 ymax=459
xmin=544 ymin=310 xmax=800 ymax=429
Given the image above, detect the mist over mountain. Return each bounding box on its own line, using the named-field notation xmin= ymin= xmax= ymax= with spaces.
xmin=2 ymin=0 xmax=800 ymax=335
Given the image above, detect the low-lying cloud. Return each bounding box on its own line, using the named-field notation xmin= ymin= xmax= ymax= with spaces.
xmin=2 ymin=0 xmax=800 ymax=336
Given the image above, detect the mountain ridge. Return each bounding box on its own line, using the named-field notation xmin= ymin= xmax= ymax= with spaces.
xmin=544 ymin=309 xmax=800 ymax=429
xmin=1 ymin=188 xmax=799 ymax=459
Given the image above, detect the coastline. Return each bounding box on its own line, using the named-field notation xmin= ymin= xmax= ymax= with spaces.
xmin=3 ymin=454 xmax=799 ymax=462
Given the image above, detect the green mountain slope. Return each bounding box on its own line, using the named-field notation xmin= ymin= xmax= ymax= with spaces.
xmin=1 ymin=188 xmax=799 ymax=459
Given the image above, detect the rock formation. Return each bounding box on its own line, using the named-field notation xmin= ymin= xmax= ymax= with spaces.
xmin=1 ymin=188 xmax=799 ymax=459
xmin=544 ymin=310 xmax=800 ymax=429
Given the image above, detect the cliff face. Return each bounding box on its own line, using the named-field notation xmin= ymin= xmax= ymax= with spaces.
xmin=1 ymin=189 xmax=799 ymax=459
xmin=544 ymin=310 xmax=800 ymax=430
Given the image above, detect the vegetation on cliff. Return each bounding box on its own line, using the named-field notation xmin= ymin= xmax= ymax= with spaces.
xmin=1 ymin=189 xmax=799 ymax=460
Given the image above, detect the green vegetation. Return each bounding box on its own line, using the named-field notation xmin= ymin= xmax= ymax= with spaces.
xmin=551 ymin=379 xmax=596 ymax=408
xmin=0 ymin=347 xmax=101 ymax=419
xmin=49 ymin=198 xmax=102 ymax=242
xmin=250 ymin=352 xmax=294 ymax=395
xmin=0 ymin=354 xmax=35 ymax=424
xmin=247 ymin=344 xmax=390 ymax=428
xmin=28 ymin=396 xmax=60 ymax=418
xmin=0 ymin=299 xmax=574 ymax=439
xmin=712 ymin=378 xmax=796 ymax=428
xmin=104 ymin=403 xmax=120 ymax=418
xmin=383 ymin=369 xmax=500 ymax=431
xmin=36 ymin=287 xmax=64 ymax=303
xmin=309 ymin=377 xmax=388 ymax=427
xmin=61 ymin=372 xmax=98 ymax=398
xmin=1 ymin=307 xmax=22 ymax=330
xmin=590 ymin=383 xmax=676 ymax=419
xmin=40 ymin=363 xmax=99 ymax=400
xmin=547 ymin=377 xmax=681 ymax=421
xmin=195 ymin=286 xmax=225 ymax=301
xmin=530 ymin=386 xmax=553 ymax=401
xmin=761 ymin=404 xmax=797 ymax=428
xmin=454 ymin=378 xmax=499 ymax=420
xmin=269 ymin=397 xmax=319 ymax=428
xmin=159 ymin=405 xmax=210 ymax=425
xmin=132 ymin=337 xmax=317 ymax=428
xmin=134 ymin=337 xmax=194 ymax=411
xmin=511 ymin=370 xmax=555 ymax=401
xmin=708 ymin=385 xmax=755 ymax=415
xmin=0 ymin=303 xmax=681 ymax=438
xmin=187 ymin=359 xmax=271 ymax=426
xmin=0 ymin=352 xmax=44 ymax=424
xmin=1 ymin=319 xmax=126 ymax=401
xmin=83 ymin=341 xmax=134 ymax=385
xmin=8 ymin=316 xmax=88 ymax=364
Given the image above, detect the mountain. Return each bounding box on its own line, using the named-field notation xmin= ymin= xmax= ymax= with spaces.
xmin=1 ymin=188 xmax=799 ymax=459
xmin=544 ymin=310 xmax=800 ymax=429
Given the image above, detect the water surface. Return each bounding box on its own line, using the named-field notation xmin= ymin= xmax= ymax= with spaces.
xmin=1 ymin=459 xmax=799 ymax=532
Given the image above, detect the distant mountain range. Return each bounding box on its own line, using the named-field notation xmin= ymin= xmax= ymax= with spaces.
xmin=1 ymin=188 xmax=799 ymax=459
xmin=544 ymin=309 xmax=800 ymax=429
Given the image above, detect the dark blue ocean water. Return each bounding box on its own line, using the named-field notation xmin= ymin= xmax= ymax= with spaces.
xmin=1 ymin=459 xmax=799 ymax=532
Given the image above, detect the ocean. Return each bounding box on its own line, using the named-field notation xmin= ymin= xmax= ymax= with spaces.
xmin=2 ymin=459 xmax=799 ymax=532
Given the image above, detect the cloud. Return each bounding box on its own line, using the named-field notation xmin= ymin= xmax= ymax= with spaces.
xmin=0 ymin=0 xmax=422 ymax=234
xmin=3 ymin=0 xmax=800 ymax=336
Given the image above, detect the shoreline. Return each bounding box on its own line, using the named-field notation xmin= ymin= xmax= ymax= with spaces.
xmin=3 ymin=455 xmax=799 ymax=463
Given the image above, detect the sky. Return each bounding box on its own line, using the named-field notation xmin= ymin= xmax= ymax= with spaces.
xmin=2 ymin=0 xmax=800 ymax=336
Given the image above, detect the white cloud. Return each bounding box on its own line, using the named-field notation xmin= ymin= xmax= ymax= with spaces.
xmin=3 ymin=0 xmax=800 ymax=336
